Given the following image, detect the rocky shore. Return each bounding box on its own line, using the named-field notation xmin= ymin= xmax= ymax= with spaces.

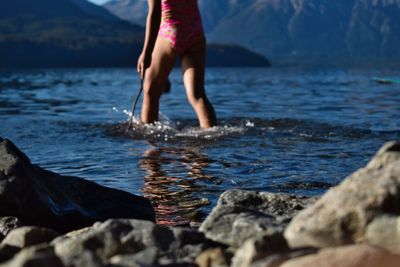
xmin=1 ymin=137 xmax=399 ymax=267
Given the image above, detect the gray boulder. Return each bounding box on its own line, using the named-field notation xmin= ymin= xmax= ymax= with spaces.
xmin=200 ymin=190 xmax=315 ymax=247
xmin=53 ymin=219 xmax=221 ymax=266
xmin=284 ymin=141 xmax=400 ymax=248
xmin=218 ymin=190 xmax=316 ymax=223
xmin=0 ymin=138 xmax=155 ymax=233
xmin=200 ymin=205 xmax=284 ymax=248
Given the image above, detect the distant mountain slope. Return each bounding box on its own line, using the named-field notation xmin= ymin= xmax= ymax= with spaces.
xmin=70 ymin=0 xmax=121 ymax=22
xmin=0 ymin=0 xmax=144 ymax=67
xmin=207 ymin=0 xmax=400 ymax=65
xmin=0 ymin=0 xmax=269 ymax=68
xmin=0 ymin=0 xmax=88 ymax=18
xmin=103 ymin=0 xmax=400 ymax=66
xmin=103 ymin=0 xmax=148 ymax=26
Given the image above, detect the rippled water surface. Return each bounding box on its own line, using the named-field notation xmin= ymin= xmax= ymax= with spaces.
xmin=1 ymin=67 xmax=399 ymax=225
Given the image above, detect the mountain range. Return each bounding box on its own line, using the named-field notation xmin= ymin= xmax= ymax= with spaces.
xmin=0 ymin=0 xmax=269 ymax=68
xmin=103 ymin=0 xmax=400 ymax=66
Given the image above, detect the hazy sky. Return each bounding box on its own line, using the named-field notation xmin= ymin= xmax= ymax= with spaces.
xmin=88 ymin=0 xmax=108 ymax=5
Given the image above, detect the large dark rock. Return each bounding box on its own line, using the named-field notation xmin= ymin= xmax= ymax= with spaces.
xmin=0 ymin=138 xmax=155 ymax=233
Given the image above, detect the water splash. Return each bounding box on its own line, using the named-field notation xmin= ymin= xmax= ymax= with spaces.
xmin=109 ymin=111 xmax=252 ymax=142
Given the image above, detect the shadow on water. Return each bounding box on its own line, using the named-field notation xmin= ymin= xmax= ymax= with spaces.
xmin=139 ymin=146 xmax=214 ymax=226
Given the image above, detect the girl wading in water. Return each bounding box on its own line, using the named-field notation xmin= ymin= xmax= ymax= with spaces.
xmin=137 ymin=0 xmax=217 ymax=128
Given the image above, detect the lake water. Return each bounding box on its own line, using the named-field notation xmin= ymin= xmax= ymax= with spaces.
xmin=1 ymin=67 xmax=399 ymax=226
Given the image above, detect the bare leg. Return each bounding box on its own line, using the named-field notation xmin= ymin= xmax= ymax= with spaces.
xmin=181 ymin=38 xmax=217 ymax=128
xmin=141 ymin=37 xmax=176 ymax=124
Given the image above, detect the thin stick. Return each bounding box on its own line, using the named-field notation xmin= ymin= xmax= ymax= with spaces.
xmin=128 ymin=78 xmax=144 ymax=129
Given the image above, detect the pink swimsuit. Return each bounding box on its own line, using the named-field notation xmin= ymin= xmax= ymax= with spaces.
xmin=158 ymin=0 xmax=204 ymax=55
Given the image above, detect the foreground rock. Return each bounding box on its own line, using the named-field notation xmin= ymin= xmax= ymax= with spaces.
xmin=0 ymin=138 xmax=155 ymax=233
xmin=200 ymin=190 xmax=316 ymax=248
xmin=0 ymin=217 xmax=22 ymax=241
xmin=285 ymin=141 xmax=400 ymax=248
xmin=365 ymin=215 xmax=400 ymax=255
xmin=1 ymin=227 xmax=59 ymax=249
xmin=0 ymin=245 xmax=63 ymax=267
xmin=0 ymin=219 xmax=223 ymax=267
xmin=280 ymin=244 xmax=400 ymax=267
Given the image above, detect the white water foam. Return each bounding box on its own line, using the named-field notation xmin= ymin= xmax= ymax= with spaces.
xmin=115 ymin=108 xmax=253 ymax=141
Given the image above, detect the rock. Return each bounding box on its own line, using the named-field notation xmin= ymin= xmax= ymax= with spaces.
xmin=231 ymin=233 xmax=289 ymax=267
xmin=0 ymin=244 xmax=63 ymax=267
xmin=366 ymin=215 xmax=400 ymax=255
xmin=1 ymin=226 xmax=59 ymax=249
xmin=200 ymin=190 xmax=315 ymax=247
xmin=0 ymin=138 xmax=155 ymax=233
xmin=218 ymin=190 xmax=316 ymax=222
xmin=0 ymin=244 xmax=19 ymax=263
xmin=109 ymin=247 xmax=159 ymax=267
xmin=365 ymin=141 xmax=400 ymax=170
xmin=53 ymin=219 xmax=220 ymax=266
xmin=195 ymin=247 xmax=231 ymax=267
xmin=280 ymin=244 xmax=400 ymax=267
xmin=284 ymin=141 xmax=400 ymax=248
xmin=200 ymin=205 xmax=283 ymax=247
xmin=250 ymin=249 xmax=317 ymax=267
xmin=0 ymin=217 xmax=22 ymax=240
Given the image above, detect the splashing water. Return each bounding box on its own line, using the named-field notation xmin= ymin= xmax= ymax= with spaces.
xmin=110 ymin=110 xmax=251 ymax=142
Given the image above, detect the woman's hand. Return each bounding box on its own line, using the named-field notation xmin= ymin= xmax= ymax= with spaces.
xmin=137 ymin=53 xmax=152 ymax=80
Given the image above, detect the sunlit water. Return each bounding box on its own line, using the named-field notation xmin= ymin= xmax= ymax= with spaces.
xmin=1 ymin=67 xmax=399 ymax=226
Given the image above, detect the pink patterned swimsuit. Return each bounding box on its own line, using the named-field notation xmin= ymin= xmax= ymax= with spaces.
xmin=158 ymin=0 xmax=204 ymax=55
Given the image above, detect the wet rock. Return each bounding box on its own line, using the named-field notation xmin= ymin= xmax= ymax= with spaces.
xmin=1 ymin=226 xmax=59 ymax=249
xmin=195 ymin=247 xmax=231 ymax=267
xmin=53 ymin=219 xmax=220 ymax=266
xmin=366 ymin=215 xmax=400 ymax=255
xmin=0 ymin=138 xmax=155 ymax=233
xmin=0 ymin=244 xmax=63 ymax=267
xmin=285 ymin=141 xmax=400 ymax=248
xmin=231 ymin=233 xmax=289 ymax=267
xmin=0 ymin=217 xmax=23 ymax=239
xmin=280 ymin=244 xmax=400 ymax=267
xmin=200 ymin=190 xmax=315 ymax=247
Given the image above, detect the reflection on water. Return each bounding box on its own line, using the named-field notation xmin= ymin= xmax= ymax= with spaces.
xmin=139 ymin=146 xmax=213 ymax=226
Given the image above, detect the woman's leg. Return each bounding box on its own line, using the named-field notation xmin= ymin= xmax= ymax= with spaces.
xmin=141 ymin=37 xmax=176 ymax=124
xmin=181 ymin=38 xmax=217 ymax=128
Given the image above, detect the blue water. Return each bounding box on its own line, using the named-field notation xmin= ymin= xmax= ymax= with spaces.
xmin=1 ymin=67 xmax=399 ymax=225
